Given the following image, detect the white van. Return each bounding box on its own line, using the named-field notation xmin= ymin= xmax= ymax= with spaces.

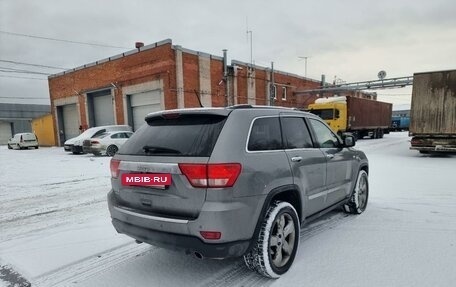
xmin=8 ymin=133 xmax=39 ymax=150
xmin=64 ymin=125 xmax=132 ymax=154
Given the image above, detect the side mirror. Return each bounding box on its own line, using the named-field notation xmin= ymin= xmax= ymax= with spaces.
xmin=342 ymin=133 xmax=355 ymax=147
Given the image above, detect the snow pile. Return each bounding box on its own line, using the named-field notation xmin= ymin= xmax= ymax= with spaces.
xmin=314 ymin=96 xmax=347 ymax=104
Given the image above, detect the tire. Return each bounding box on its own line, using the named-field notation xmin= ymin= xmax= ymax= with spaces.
xmin=106 ymin=145 xmax=118 ymax=157
xmin=378 ymin=129 xmax=384 ymax=139
xmin=370 ymin=130 xmax=377 ymax=139
xmin=34 ymin=146 xmax=39 ymax=149
xmin=344 ymin=170 xmax=369 ymax=214
xmin=7 ymin=144 xmax=12 ymax=150
xmin=243 ymin=201 xmax=300 ymax=278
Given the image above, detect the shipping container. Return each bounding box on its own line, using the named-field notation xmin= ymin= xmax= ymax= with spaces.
xmin=308 ymin=96 xmax=392 ymax=139
xmin=409 ymin=70 xmax=456 ymax=153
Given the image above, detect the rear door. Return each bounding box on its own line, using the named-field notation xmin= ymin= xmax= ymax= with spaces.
xmin=113 ymin=113 xmax=227 ymax=219
xmin=280 ymin=115 xmax=328 ymax=216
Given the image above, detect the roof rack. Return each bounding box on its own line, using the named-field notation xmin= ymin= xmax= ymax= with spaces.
xmin=227 ymin=105 xmax=299 ymax=111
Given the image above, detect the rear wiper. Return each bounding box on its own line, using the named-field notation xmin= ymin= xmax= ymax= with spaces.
xmin=143 ymin=145 xmax=182 ymax=154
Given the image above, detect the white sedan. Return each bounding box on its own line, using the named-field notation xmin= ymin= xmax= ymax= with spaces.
xmin=86 ymin=131 xmax=133 ymax=156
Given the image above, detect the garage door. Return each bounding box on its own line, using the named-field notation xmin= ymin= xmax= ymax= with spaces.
xmin=93 ymin=94 xmax=115 ymax=126
xmin=130 ymin=90 xmax=162 ymax=131
xmin=0 ymin=121 xmax=12 ymax=145
xmin=62 ymin=104 xmax=79 ymax=141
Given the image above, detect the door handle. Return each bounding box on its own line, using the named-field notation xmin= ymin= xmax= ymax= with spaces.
xmin=325 ymin=154 xmax=334 ymax=159
xmin=291 ymin=156 xmax=302 ymax=162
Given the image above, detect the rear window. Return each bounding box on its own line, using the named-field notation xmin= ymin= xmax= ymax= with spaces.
xmin=119 ymin=114 xmax=226 ymax=156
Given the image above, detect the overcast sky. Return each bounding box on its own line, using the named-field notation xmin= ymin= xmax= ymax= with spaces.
xmin=1 ymin=0 xmax=455 ymax=108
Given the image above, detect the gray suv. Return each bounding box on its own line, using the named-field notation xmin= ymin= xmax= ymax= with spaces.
xmin=108 ymin=105 xmax=369 ymax=278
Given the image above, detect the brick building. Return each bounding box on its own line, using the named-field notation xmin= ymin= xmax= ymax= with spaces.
xmin=48 ymin=39 xmax=321 ymax=146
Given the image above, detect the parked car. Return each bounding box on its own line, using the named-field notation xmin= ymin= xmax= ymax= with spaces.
xmin=108 ymin=106 xmax=369 ymax=278
xmin=84 ymin=131 xmax=134 ymax=156
xmin=64 ymin=125 xmax=132 ymax=154
xmin=8 ymin=133 xmax=39 ymax=150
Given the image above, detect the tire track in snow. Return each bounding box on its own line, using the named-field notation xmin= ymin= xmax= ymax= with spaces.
xmin=201 ymin=211 xmax=355 ymax=287
xmin=0 ymin=200 xmax=107 ymax=242
xmin=33 ymin=242 xmax=155 ymax=287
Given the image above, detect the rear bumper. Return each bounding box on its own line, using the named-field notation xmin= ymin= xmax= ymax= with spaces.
xmin=71 ymin=145 xmax=84 ymax=153
xmin=111 ymin=218 xmax=250 ymax=258
xmin=107 ymin=190 xmax=258 ymax=258
xmin=410 ymin=146 xmax=456 ymax=152
xmin=410 ymin=136 xmax=456 ymax=152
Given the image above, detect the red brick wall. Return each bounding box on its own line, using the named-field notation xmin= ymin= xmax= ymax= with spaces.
xmin=231 ymin=63 xmax=320 ymax=107
xmin=182 ymin=53 xmax=200 ymax=108
xmin=210 ymin=58 xmax=225 ymax=107
xmin=236 ymin=68 xmax=248 ymax=104
xmin=254 ymin=69 xmax=268 ymax=105
xmin=49 ymin=43 xmax=176 ymax=124
xmin=49 ymin=42 xmax=322 ymax=145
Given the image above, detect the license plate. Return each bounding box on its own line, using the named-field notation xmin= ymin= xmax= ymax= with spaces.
xmin=121 ymin=173 xmax=172 ymax=187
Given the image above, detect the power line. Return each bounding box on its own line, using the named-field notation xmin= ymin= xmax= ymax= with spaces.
xmin=0 ymin=75 xmax=47 ymax=80
xmin=0 ymin=96 xmax=49 ymax=99
xmin=0 ymin=66 xmax=51 ymax=74
xmin=0 ymin=59 xmax=68 ymax=70
xmin=0 ymin=69 xmax=50 ymax=75
xmin=0 ymin=30 xmax=130 ymax=49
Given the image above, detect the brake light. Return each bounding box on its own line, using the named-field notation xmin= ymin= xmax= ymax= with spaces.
xmin=110 ymin=159 xmax=121 ymax=178
xmin=91 ymin=140 xmax=99 ymax=144
xmin=179 ymin=163 xmax=242 ymax=188
xmin=200 ymin=231 xmax=221 ymax=240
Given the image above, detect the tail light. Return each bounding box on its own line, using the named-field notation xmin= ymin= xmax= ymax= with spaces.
xmin=91 ymin=140 xmax=100 ymax=144
xmin=179 ymin=163 xmax=242 ymax=188
xmin=200 ymin=231 xmax=221 ymax=240
xmin=110 ymin=159 xmax=121 ymax=178
xmin=411 ymin=137 xmax=423 ymax=146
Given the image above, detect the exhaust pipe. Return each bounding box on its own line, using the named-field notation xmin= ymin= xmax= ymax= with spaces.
xmin=193 ymin=252 xmax=203 ymax=260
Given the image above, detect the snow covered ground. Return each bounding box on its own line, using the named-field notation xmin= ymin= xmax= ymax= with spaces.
xmin=0 ymin=132 xmax=455 ymax=287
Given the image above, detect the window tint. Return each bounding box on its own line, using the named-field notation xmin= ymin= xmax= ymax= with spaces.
xmin=125 ymin=132 xmax=133 ymax=138
xmin=310 ymin=109 xmax=334 ymax=120
xmin=119 ymin=115 xmax=226 ymax=156
xmin=91 ymin=129 xmax=106 ymax=138
xmin=248 ymin=117 xmax=283 ymax=151
xmin=98 ymin=133 xmax=110 ymax=139
xmin=309 ymin=119 xmax=340 ymax=148
xmin=281 ymin=117 xmax=313 ymax=149
xmin=110 ymin=133 xmax=120 ymax=139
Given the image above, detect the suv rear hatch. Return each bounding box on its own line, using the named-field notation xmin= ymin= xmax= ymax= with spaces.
xmin=111 ymin=110 xmax=230 ymax=220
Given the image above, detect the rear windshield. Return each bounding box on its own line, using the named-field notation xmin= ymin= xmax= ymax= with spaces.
xmin=119 ymin=114 xmax=226 ymax=156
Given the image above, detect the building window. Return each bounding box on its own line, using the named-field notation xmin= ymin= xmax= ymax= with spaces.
xmin=282 ymin=87 xmax=287 ymax=100
xmin=270 ymin=84 xmax=277 ymax=100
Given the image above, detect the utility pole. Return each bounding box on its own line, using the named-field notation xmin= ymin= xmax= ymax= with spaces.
xmin=247 ymin=30 xmax=253 ymax=68
xmin=270 ymin=62 xmax=275 ymax=106
xmin=298 ymin=56 xmax=310 ymax=77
